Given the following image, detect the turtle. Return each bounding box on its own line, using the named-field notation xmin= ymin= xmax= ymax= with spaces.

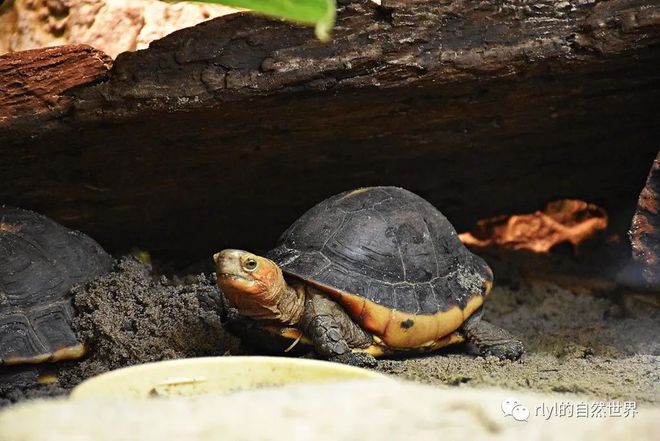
xmin=214 ymin=187 xmax=523 ymax=365
xmin=0 ymin=206 xmax=112 ymax=365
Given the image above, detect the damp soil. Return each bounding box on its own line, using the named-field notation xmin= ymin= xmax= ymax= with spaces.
xmin=1 ymin=257 xmax=241 ymax=406
xmin=1 ymin=254 xmax=659 ymax=407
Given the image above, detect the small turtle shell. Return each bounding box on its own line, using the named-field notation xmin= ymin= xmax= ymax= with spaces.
xmin=0 ymin=207 xmax=112 ymax=365
xmin=268 ymin=187 xmax=492 ymax=349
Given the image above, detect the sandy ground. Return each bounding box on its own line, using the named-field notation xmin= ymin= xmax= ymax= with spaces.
xmin=1 ymin=253 xmax=658 ymax=406
xmin=376 ymin=279 xmax=659 ymax=403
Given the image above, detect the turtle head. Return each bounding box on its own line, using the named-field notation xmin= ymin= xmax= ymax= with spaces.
xmin=213 ymin=249 xmax=295 ymax=322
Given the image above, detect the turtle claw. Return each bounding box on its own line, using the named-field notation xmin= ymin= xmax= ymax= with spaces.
xmin=463 ymin=320 xmax=524 ymax=361
xmin=329 ymin=352 xmax=378 ymax=368
xmin=479 ymin=339 xmax=524 ymax=361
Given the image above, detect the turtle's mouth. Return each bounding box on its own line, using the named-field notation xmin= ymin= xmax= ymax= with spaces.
xmin=218 ymin=272 xmax=252 ymax=282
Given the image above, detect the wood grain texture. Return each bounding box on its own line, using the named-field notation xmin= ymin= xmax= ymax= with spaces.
xmin=630 ymin=151 xmax=660 ymax=287
xmin=0 ymin=1 xmax=659 ymax=259
xmin=0 ymin=45 xmax=112 ymax=127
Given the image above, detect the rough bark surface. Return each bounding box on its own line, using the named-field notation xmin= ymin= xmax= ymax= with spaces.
xmin=0 ymin=0 xmax=659 ymax=259
xmin=0 ymin=44 xmax=111 ymax=126
xmin=630 ymin=151 xmax=660 ymax=287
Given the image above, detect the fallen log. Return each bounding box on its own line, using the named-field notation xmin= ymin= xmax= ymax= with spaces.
xmin=0 ymin=0 xmax=659 ymax=259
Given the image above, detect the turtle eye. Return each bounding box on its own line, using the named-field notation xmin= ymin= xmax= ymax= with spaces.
xmin=243 ymin=258 xmax=258 ymax=272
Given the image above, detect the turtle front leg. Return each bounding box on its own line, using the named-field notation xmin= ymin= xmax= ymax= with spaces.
xmin=301 ymin=287 xmax=377 ymax=367
xmin=461 ymin=310 xmax=524 ymax=360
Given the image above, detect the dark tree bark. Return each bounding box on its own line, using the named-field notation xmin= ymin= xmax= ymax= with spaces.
xmin=0 ymin=1 xmax=659 ymax=259
xmin=630 ymin=151 xmax=660 ymax=287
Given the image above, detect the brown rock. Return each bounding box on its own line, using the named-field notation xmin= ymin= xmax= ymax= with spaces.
xmin=0 ymin=0 xmax=236 ymax=58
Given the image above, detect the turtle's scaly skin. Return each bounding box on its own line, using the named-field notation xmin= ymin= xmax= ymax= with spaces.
xmin=267 ymin=187 xmax=493 ymax=350
xmin=0 ymin=207 xmax=112 ymax=365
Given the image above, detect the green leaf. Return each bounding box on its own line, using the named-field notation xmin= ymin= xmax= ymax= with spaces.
xmin=176 ymin=0 xmax=336 ymax=41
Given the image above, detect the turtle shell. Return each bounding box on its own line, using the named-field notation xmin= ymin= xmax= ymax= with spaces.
xmin=267 ymin=187 xmax=493 ymax=349
xmin=0 ymin=207 xmax=112 ymax=365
